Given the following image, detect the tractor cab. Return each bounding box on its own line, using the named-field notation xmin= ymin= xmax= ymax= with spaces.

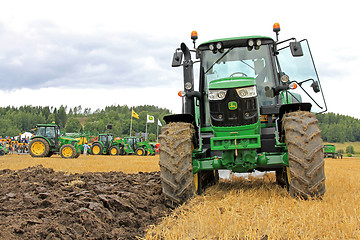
xmin=98 ymin=133 xmax=114 ymax=149
xmin=33 ymin=123 xmax=60 ymax=147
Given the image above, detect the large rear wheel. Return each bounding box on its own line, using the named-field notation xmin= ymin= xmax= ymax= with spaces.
xmin=159 ymin=122 xmax=195 ymax=206
xmin=29 ymin=138 xmax=50 ymax=158
xmin=283 ymin=111 xmax=326 ymax=199
xmin=194 ymin=170 xmax=219 ymax=195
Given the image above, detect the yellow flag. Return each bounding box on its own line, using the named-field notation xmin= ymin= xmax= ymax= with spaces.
xmin=132 ymin=110 xmax=139 ymax=119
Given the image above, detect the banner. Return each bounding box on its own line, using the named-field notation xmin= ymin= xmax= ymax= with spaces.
xmin=158 ymin=119 xmax=162 ymax=126
xmin=132 ymin=110 xmax=139 ymax=119
xmin=147 ymin=114 xmax=154 ymax=123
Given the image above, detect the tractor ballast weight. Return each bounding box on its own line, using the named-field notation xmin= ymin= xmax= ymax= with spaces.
xmin=160 ymin=24 xmax=327 ymax=205
xmin=29 ymin=123 xmax=81 ymax=158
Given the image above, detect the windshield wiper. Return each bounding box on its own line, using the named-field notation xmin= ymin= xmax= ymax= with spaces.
xmin=205 ymin=47 xmax=234 ymax=74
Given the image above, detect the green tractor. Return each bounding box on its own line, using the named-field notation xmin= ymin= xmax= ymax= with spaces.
xmin=160 ymin=23 xmax=327 ymax=205
xmin=90 ymin=133 xmax=135 ymax=155
xmin=0 ymin=143 xmax=8 ymax=156
xmin=323 ymin=144 xmax=336 ymax=158
xmin=124 ymin=137 xmax=155 ymax=156
xmin=29 ymin=123 xmax=81 ymax=158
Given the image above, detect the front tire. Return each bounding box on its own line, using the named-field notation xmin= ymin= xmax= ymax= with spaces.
xmin=60 ymin=144 xmax=76 ymax=159
xmin=91 ymin=143 xmax=103 ymax=155
xmin=159 ymin=122 xmax=195 ymax=206
xmin=109 ymin=146 xmax=120 ymax=156
xmin=135 ymin=147 xmax=145 ymax=156
xmin=283 ymin=111 xmax=326 ymax=199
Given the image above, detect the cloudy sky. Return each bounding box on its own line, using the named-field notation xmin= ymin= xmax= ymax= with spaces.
xmin=0 ymin=0 xmax=358 ymax=118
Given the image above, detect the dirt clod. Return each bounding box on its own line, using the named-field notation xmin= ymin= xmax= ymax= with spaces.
xmin=0 ymin=165 xmax=170 ymax=239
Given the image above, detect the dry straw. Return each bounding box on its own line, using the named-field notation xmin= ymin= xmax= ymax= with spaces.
xmin=146 ymin=158 xmax=360 ymax=240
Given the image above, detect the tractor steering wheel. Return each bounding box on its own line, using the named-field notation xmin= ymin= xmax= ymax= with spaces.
xmin=230 ymin=72 xmax=248 ymax=77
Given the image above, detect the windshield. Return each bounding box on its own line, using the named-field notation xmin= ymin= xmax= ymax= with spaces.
xmin=277 ymin=40 xmax=326 ymax=113
xmin=201 ymin=45 xmax=276 ymax=126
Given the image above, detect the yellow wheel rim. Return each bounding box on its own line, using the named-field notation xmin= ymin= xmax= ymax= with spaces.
xmin=110 ymin=148 xmax=117 ymax=155
xmin=31 ymin=141 xmax=45 ymax=156
xmin=136 ymin=149 xmax=143 ymax=155
xmin=194 ymin=173 xmax=199 ymax=192
xmin=93 ymin=145 xmax=100 ymax=155
xmin=62 ymin=146 xmax=73 ymax=158
xmin=286 ymin=166 xmax=291 ymax=183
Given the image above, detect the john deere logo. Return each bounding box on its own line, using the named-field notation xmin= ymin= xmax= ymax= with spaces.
xmin=228 ymin=101 xmax=237 ymax=110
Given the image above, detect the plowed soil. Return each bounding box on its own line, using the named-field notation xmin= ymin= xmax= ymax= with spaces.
xmin=0 ymin=155 xmax=170 ymax=240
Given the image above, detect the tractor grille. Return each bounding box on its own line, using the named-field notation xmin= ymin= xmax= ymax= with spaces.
xmin=209 ymin=88 xmax=258 ymax=127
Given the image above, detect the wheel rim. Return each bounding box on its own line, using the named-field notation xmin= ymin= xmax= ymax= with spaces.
xmin=62 ymin=146 xmax=73 ymax=158
xmin=194 ymin=173 xmax=199 ymax=192
xmin=31 ymin=142 xmax=45 ymax=155
xmin=136 ymin=149 xmax=143 ymax=156
xmin=93 ymin=145 xmax=100 ymax=154
xmin=110 ymin=148 xmax=117 ymax=155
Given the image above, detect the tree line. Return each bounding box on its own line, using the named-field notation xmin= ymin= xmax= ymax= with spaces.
xmin=0 ymin=106 xmax=358 ymax=143
xmin=317 ymin=112 xmax=360 ymax=143
xmin=0 ymin=105 xmax=171 ymax=142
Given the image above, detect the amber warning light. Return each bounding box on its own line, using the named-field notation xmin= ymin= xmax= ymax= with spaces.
xmin=273 ymin=23 xmax=280 ymax=32
xmin=273 ymin=23 xmax=280 ymax=41
xmin=191 ymin=31 xmax=198 ymax=40
xmin=191 ymin=31 xmax=198 ymax=48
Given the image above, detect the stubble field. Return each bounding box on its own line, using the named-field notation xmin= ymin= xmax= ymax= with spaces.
xmin=0 ymin=154 xmax=359 ymax=239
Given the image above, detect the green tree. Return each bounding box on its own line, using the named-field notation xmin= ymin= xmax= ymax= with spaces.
xmin=65 ymin=117 xmax=82 ymax=132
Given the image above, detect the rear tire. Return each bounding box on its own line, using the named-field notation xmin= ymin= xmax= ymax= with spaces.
xmin=283 ymin=111 xmax=326 ymax=199
xmin=275 ymin=166 xmax=290 ymax=189
xmin=159 ymin=122 xmax=195 ymax=206
xmin=195 ymin=170 xmax=219 ymax=195
xmin=29 ymin=138 xmax=50 ymax=158
xmin=0 ymin=149 xmax=5 ymax=156
xmin=60 ymin=144 xmax=76 ymax=159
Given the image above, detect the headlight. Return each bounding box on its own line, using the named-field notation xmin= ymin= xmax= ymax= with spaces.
xmin=208 ymin=89 xmax=227 ymax=100
xmin=184 ymin=82 xmax=192 ymax=90
xmin=280 ymin=74 xmax=289 ymax=83
xmin=216 ymin=42 xmax=222 ymax=50
xmin=248 ymin=39 xmax=254 ymax=47
xmin=256 ymin=39 xmax=262 ymax=46
xmin=209 ymin=44 xmax=215 ymax=51
xmin=236 ymin=86 xmax=257 ymax=98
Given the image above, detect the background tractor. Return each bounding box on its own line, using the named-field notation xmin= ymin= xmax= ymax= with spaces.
xmin=123 ymin=137 xmax=155 ymax=156
xmin=0 ymin=143 xmax=7 ymax=156
xmin=29 ymin=123 xmax=81 ymax=158
xmin=90 ymin=133 xmax=134 ymax=155
xmin=323 ymin=144 xmax=336 ymax=158
xmin=160 ymin=23 xmax=327 ymax=205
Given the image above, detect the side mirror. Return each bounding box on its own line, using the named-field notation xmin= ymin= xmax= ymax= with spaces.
xmin=311 ymin=81 xmax=320 ymax=93
xmin=172 ymin=51 xmax=183 ymax=67
xmin=290 ymin=41 xmax=303 ymax=57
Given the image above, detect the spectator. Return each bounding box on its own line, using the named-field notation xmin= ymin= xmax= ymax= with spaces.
xmin=83 ymin=143 xmax=88 ymax=155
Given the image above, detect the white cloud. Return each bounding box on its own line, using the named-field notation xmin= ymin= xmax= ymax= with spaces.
xmin=0 ymin=0 xmax=359 ymax=119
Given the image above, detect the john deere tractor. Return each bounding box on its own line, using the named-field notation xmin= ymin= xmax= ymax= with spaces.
xmin=90 ymin=133 xmax=134 ymax=155
xmin=29 ymin=123 xmax=81 ymax=158
xmin=124 ymin=137 xmax=155 ymax=156
xmin=159 ymin=23 xmax=327 ymax=205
